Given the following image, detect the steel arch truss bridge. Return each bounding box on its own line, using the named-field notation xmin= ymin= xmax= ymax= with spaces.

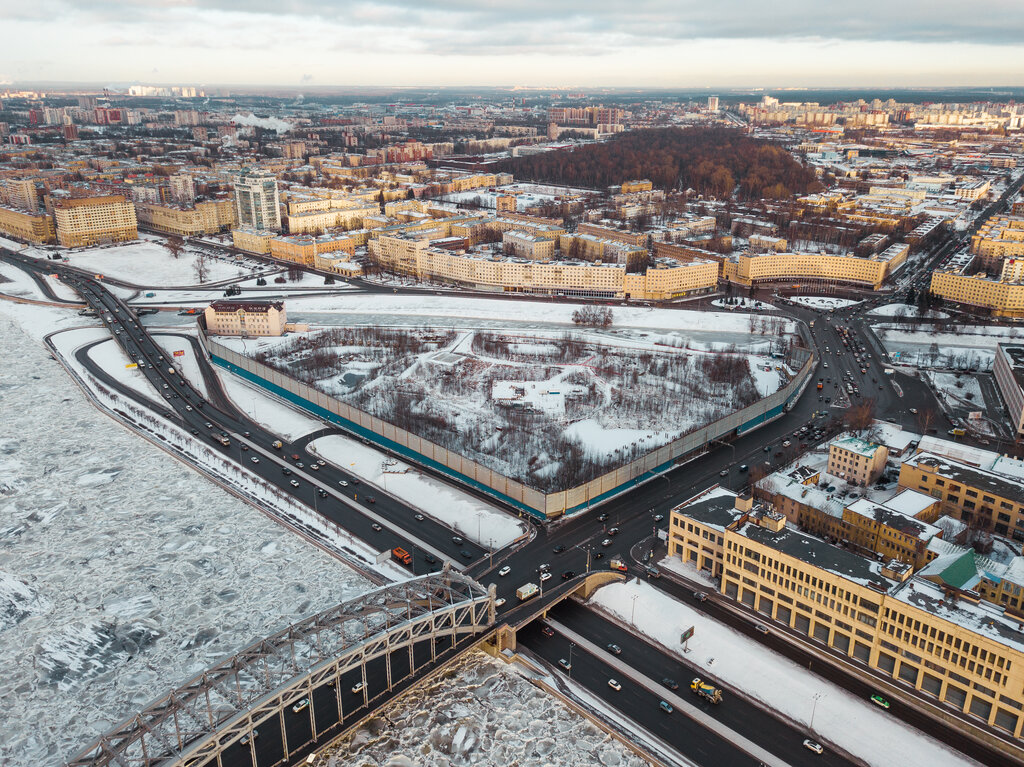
xmin=67 ymin=568 xmax=495 ymax=767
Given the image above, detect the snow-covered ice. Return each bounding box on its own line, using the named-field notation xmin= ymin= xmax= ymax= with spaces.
xmin=322 ymin=650 xmax=648 ymax=767
xmin=590 ymin=577 xmax=979 ymax=767
xmin=0 ymin=306 xmax=370 ymax=766
xmin=0 ymin=259 xmax=49 ymax=300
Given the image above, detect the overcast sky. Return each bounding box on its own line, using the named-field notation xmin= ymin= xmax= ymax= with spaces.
xmin=3 ymin=0 xmax=1023 ymax=88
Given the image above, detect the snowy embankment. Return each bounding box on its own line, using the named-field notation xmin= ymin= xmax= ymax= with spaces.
xmin=873 ymin=323 xmax=1015 ymax=371
xmin=215 ymin=366 xmax=324 ymax=440
xmin=309 ymin=435 xmax=528 ymax=548
xmin=152 ymin=333 xmax=210 ymax=399
xmin=589 ymin=577 xmax=978 ymax=767
xmin=0 ymin=305 xmax=374 ymax=766
xmin=0 ymin=259 xmax=50 ymax=300
xmin=867 ymin=304 xmax=949 ymax=320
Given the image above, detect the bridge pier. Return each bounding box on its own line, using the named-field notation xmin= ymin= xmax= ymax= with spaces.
xmin=496 ymin=624 xmax=518 ymax=654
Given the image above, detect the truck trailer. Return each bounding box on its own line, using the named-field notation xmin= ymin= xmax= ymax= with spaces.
xmin=690 ymin=677 xmax=723 ymax=704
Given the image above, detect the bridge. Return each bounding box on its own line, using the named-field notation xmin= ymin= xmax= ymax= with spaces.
xmin=66 ymin=567 xmax=494 ymax=767
xmin=65 ymin=566 xmax=623 ymax=767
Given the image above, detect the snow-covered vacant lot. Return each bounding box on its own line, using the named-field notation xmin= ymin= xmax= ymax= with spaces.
xmin=0 ymin=309 xmax=370 ymax=765
xmin=873 ymin=322 xmax=1018 ymax=371
xmin=62 ymin=238 xmax=266 ymax=287
xmin=232 ymin=324 xmax=793 ymax=491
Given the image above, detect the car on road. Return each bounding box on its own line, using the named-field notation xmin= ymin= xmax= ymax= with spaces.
xmin=659 ymin=701 xmax=674 ymax=714
xmin=414 ymin=513 xmax=424 ymax=521
xmin=803 ymin=739 xmax=824 ymax=754
xmin=205 ymin=422 xmax=213 ymax=429
xmin=371 ymin=523 xmax=382 ymax=532
xmin=553 ymin=544 xmax=566 ymax=553
xmin=310 ymin=464 xmax=319 ymax=471
xmin=558 ymin=658 xmax=571 ymax=671
xmin=250 ymin=457 xmax=259 ymax=464
xmin=653 ymin=514 xmax=664 ymax=522
xmin=661 ymin=678 xmax=679 ymax=690
xmin=694 ymin=591 xmax=708 ymax=602
xmin=351 ymin=682 xmax=366 ymax=695
xmin=424 ymin=554 xmax=438 ymax=564
xmin=602 ymin=538 xmax=613 ymax=547
xmin=755 ymin=624 xmax=769 ymax=635
xmin=719 ymin=469 xmax=729 ymax=476
xmin=540 ymin=571 xmax=553 ymax=582
xmin=282 ymin=467 xmax=293 ymax=475
xmin=291 ymin=698 xmax=310 ymax=714
xmin=240 ymin=445 xmax=248 ymax=451
xmin=291 ymin=454 xmax=300 ymax=460
xmin=782 ymin=440 xmax=791 ymax=447
xmin=498 ymin=566 xmax=511 ymax=577
xmin=339 ymin=480 xmax=348 ymax=486
xmin=317 ymin=459 xmax=326 ymax=466
xmin=561 ymin=569 xmax=576 ymax=580
xmin=460 ymin=549 xmax=473 ymax=559
xmin=598 ymin=513 xmax=608 ymax=522
xmin=608 ymin=527 xmax=620 ymax=536
xmin=608 ymin=679 xmax=622 ymax=691
xmin=539 ymin=563 xmax=551 ymax=571
xmin=870 ymin=694 xmax=890 ymax=709
xmin=541 ymin=626 xmax=554 ymax=637
xmin=239 ymin=730 xmax=258 ymax=745
xmin=295 ymin=462 xmax=304 ymax=468
xmin=494 ymin=598 xmax=506 ymax=608
xmin=367 ymin=496 xmax=376 ymax=503
xmin=606 ymin=643 xmax=622 ymax=655
xmin=317 ymin=489 xmax=327 ymax=498
xmin=594 ymin=551 xmax=604 ymax=560
xmin=452 ymin=535 xmax=464 ymax=545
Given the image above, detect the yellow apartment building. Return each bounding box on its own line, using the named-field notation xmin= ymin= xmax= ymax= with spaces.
xmin=231 ymin=226 xmax=274 ymax=254
xmin=669 ymin=488 xmax=1024 ymax=739
xmin=827 ymin=436 xmax=889 ymax=486
xmin=0 ymin=205 xmax=55 ymax=243
xmin=53 ymin=195 xmax=137 ymax=247
xmin=503 ymin=230 xmax=556 ymax=260
xmin=726 ymin=246 xmax=907 ymax=290
xmin=203 ymin=299 xmax=286 ymax=337
xmin=135 ymin=198 xmax=237 ymax=236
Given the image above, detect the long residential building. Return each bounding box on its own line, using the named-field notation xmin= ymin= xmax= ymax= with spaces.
xmin=994 ymin=345 xmax=1024 ymax=439
xmin=53 ymin=195 xmax=137 ymax=247
xmin=722 ymin=244 xmax=909 ymax=290
xmin=135 ymin=198 xmax=236 ymax=236
xmin=929 ymin=256 xmax=1024 ymax=318
xmin=368 ymin=235 xmax=718 ymax=300
xmin=669 ymin=487 xmax=1024 ymax=740
xmin=0 ymin=205 xmax=55 ymax=243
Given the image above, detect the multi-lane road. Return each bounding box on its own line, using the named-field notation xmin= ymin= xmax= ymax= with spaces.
xmin=3 ymin=242 xmax=1013 ymax=767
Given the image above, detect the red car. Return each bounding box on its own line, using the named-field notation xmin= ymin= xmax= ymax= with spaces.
xmin=541 ymin=626 xmax=554 ymax=637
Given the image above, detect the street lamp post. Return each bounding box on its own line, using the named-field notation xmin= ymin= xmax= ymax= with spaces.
xmin=809 ymin=692 xmax=823 ymax=732
xmin=630 ymin=593 xmax=640 ymax=626
xmin=569 ymin=642 xmax=575 ymax=679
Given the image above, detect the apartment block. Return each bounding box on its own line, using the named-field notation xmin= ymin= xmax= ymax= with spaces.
xmin=231 ymin=226 xmax=274 ymax=254
xmin=233 ymin=168 xmax=281 ymax=232
xmin=0 ymin=205 xmax=55 ymax=243
xmin=135 ymin=198 xmax=236 ymax=236
xmin=53 ymin=195 xmax=137 ymax=247
xmin=827 ymin=436 xmax=889 ymax=486
xmin=204 ymin=300 xmax=286 ymax=337
xmin=726 ymin=247 xmax=907 ymax=290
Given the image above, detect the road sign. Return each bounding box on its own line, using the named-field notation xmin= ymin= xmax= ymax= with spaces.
xmin=681 ymin=626 xmax=694 ymax=643
xmin=173 ymin=349 xmax=185 ymax=357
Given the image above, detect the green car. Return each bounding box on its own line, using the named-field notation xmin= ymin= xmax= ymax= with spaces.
xmin=870 ymin=694 xmax=890 ymax=709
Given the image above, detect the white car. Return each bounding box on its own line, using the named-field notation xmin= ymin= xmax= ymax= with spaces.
xmin=803 ymin=739 xmax=824 ymax=754
xmin=352 ymin=682 xmax=366 ymax=694
xmin=338 ymin=480 xmax=349 ymax=487
xmin=250 ymin=457 xmax=259 ymax=464
xmin=494 ymin=597 xmax=506 ymax=607
xmin=498 ymin=566 xmax=511 ymax=577
xmin=290 ymin=480 xmax=300 ymax=488
xmin=608 ymin=679 xmax=622 ymax=691
xmin=540 ymin=571 xmax=553 ymax=582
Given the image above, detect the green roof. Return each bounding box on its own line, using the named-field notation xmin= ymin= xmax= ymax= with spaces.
xmin=935 ymin=550 xmax=980 ymax=590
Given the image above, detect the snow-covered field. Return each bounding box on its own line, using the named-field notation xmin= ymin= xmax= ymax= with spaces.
xmin=63 ymin=240 xmax=264 ymax=287
xmin=926 ymin=371 xmax=985 ymax=412
xmin=322 ymin=650 xmax=647 ymax=767
xmin=309 ymin=435 xmax=528 ymax=548
xmin=868 ymin=303 xmax=949 ymax=320
xmin=0 ymin=307 xmax=370 ymax=766
xmin=590 ymin=577 xmax=978 ymax=767
xmin=216 ymin=365 xmax=325 ymax=440
xmin=788 ymin=296 xmax=860 ymax=310
xmin=0 ymin=259 xmax=49 ymax=300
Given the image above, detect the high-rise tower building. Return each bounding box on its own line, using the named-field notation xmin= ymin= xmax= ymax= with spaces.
xmin=233 ymin=169 xmax=281 ymax=232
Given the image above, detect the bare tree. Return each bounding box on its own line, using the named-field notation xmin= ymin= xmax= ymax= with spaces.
xmin=193 ymin=251 xmax=210 ymax=284
xmin=844 ymin=398 xmax=878 ymax=430
xmin=165 ymin=235 xmax=185 ymax=259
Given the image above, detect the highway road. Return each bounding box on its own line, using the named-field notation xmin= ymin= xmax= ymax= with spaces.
xmin=1 ymin=238 xmax=1012 ymax=766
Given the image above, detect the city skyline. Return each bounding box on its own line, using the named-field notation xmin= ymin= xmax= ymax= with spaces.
xmin=3 ymin=0 xmax=1024 ymax=87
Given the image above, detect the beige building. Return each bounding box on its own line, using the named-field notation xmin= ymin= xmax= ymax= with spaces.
xmin=0 ymin=205 xmax=55 ymax=243
xmin=231 ymin=226 xmax=274 ymax=254
xmin=669 ymin=488 xmax=1024 ymax=739
xmin=929 ymin=265 xmax=1024 ymax=319
xmin=994 ymin=345 xmax=1024 ymax=439
xmin=1 ymin=178 xmax=39 ymax=211
xmin=204 ymin=299 xmax=286 ymax=337
xmin=971 ymin=215 xmax=1024 ymax=259
xmin=827 ymin=436 xmax=889 ymax=486
xmin=135 ymin=198 xmax=236 ymax=236
xmin=503 ymin=230 xmax=555 ymax=260
xmin=724 ymin=245 xmax=908 ymax=290
xmin=53 ymin=195 xmax=137 ymax=247
xmin=369 ymin=235 xmax=717 ymax=300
